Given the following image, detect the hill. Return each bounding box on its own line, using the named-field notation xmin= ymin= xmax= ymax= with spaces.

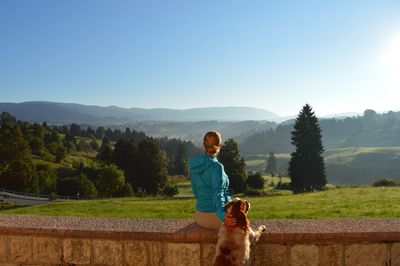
xmin=245 ymin=147 xmax=400 ymax=185
xmin=240 ymin=110 xmax=400 ymax=155
xmin=0 ymin=101 xmax=281 ymax=124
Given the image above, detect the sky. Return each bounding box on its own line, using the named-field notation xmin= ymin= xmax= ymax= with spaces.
xmin=0 ymin=0 xmax=400 ymax=117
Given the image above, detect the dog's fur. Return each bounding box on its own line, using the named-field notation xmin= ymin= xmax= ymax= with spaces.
xmin=212 ymin=198 xmax=267 ymax=266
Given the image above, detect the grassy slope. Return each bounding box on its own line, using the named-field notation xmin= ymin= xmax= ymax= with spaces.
xmin=2 ymin=187 xmax=399 ymax=220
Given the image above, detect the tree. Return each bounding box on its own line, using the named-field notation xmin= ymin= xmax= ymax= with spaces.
xmin=56 ymin=173 xmax=98 ymax=198
xmin=218 ymin=138 xmax=247 ymax=193
xmin=55 ymin=146 xmax=66 ymax=163
xmin=112 ymin=139 xmax=137 ymax=185
xmin=134 ymin=138 xmax=168 ymax=195
xmin=70 ymin=123 xmax=82 ymax=137
xmin=96 ymin=126 xmax=105 ymax=139
xmin=265 ymin=151 xmax=277 ymax=177
xmin=174 ymin=143 xmax=188 ymax=176
xmin=247 ymin=172 xmax=265 ymax=189
xmin=0 ymin=123 xmax=39 ymax=192
xmin=288 ymin=104 xmax=327 ymax=192
xmin=95 ymin=164 xmax=126 ymax=197
xmin=36 ymin=163 xmax=57 ymax=194
xmin=97 ymin=137 xmax=113 ymax=163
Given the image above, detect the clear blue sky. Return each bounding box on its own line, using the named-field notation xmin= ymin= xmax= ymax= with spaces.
xmin=1 ymin=0 xmax=399 ymax=116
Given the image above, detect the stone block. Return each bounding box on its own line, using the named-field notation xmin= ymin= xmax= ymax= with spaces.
xmin=345 ymin=243 xmax=387 ymax=266
xmin=164 ymin=243 xmax=201 ymax=266
xmin=9 ymin=236 xmax=32 ymax=263
xmin=32 ymin=237 xmax=62 ymax=264
xmin=254 ymin=244 xmax=288 ymax=266
xmin=148 ymin=241 xmax=165 ymax=266
xmin=201 ymin=243 xmax=216 ymax=266
xmin=391 ymin=243 xmax=400 ymax=266
xmin=124 ymin=240 xmax=148 ymax=266
xmin=0 ymin=236 xmax=8 ymax=262
xmin=93 ymin=239 xmax=123 ymax=266
xmin=63 ymin=238 xmax=91 ymax=265
xmin=319 ymin=244 xmax=343 ymax=266
xmin=290 ymin=244 xmax=319 ymax=266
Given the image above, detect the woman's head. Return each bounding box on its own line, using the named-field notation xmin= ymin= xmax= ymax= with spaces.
xmin=203 ymin=131 xmax=222 ymax=156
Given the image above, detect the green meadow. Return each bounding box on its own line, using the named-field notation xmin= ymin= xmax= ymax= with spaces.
xmin=2 ymin=187 xmax=400 ymax=219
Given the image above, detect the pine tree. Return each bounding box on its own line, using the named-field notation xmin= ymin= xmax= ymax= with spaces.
xmin=112 ymin=138 xmax=137 ymax=185
xmin=96 ymin=137 xmax=113 ymax=164
xmin=174 ymin=143 xmax=188 ymax=176
xmin=288 ymin=104 xmax=327 ymax=192
xmin=265 ymin=151 xmax=277 ymax=177
xmin=135 ymin=138 xmax=168 ymax=195
xmin=0 ymin=114 xmax=38 ymax=192
xmin=218 ymin=138 xmax=247 ymax=193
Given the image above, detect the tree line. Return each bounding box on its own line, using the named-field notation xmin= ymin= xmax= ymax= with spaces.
xmin=0 ymin=112 xmax=201 ymax=197
xmin=1 ymin=103 xmax=328 ymax=198
xmin=240 ymin=109 xmax=400 ymax=155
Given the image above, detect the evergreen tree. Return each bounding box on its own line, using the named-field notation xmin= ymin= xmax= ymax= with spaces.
xmin=266 ymin=151 xmax=277 ymax=176
xmin=97 ymin=137 xmax=113 ymax=163
xmin=288 ymin=104 xmax=327 ymax=192
xmin=0 ymin=120 xmax=38 ymax=192
xmin=55 ymin=145 xmax=67 ymax=163
xmin=112 ymin=139 xmax=137 ymax=185
xmin=86 ymin=126 xmax=96 ymax=139
xmin=96 ymin=126 xmax=106 ymax=139
xmin=174 ymin=143 xmax=188 ymax=176
xmin=218 ymin=138 xmax=247 ymax=193
xmin=135 ymin=138 xmax=168 ymax=195
xmin=70 ymin=123 xmax=82 ymax=137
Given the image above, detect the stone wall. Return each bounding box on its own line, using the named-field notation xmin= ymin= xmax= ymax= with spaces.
xmin=0 ymin=215 xmax=399 ymax=265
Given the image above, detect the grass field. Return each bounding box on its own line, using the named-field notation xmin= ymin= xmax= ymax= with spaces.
xmin=2 ymin=187 xmax=400 ymax=219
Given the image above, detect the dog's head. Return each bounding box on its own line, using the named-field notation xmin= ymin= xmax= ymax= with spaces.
xmin=224 ymin=198 xmax=250 ymax=232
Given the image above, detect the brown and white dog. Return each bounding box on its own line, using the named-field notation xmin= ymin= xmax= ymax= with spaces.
xmin=212 ymin=198 xmax=267 ymax=266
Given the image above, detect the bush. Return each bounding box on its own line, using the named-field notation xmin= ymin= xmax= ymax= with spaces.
xmin=244 ymin=188 xmax=265 ymax=197
xmin=114 ymin=183 xmax=134 ymax=197
xmin=372 ymin=178 xmax=399 ymax=187
xmin=56 ymin=173 xmax=98 ymax=198
xmin=274 ymin=181 xmax=291 ymax=190
xmin=162 ymin=184 xmax=179 ymax=197
xmin=246 ymin=172 xmax=265 ymax=189
xmin=0 ymin=201 xmax=15 ymax=210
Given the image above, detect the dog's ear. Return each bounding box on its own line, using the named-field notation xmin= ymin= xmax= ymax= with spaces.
xmin=224 ymin=201 xmax=235 ymax=214
xmin=236 ymin=210 xmax=249 ymax=231
xmin=231 ymin=201 xmax=249 ymax=231
xmin=245 ymin=200 xmax=250 ymax=214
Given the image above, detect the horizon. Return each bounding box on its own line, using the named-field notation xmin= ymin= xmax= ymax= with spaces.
xmin=3 ymin=100 xmax=396 ymax=119
xmin=1 ymin=1 xmax=400 ymax=117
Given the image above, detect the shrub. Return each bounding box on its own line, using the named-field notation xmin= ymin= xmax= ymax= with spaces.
xmin=0 ymin=201 xmax=15 ymax=210
xmin=56 ymin=173 xmax=98 ymax=198
xmin=244 ymin=188 xmax=265 ymax=197
xmin=163 ymin=184 xmax=179 ymax=197
xmin=114 ymin=183 xmax=134 ymax=197
xmin=275 ymin=181 xmax=291 ymax=190
xmin=246 ymin=172 xmax=265 ymax=189
xmin=372 ymin=178 xmax=399 ymax=187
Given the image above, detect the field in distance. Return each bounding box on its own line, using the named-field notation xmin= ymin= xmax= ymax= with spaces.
xmin=2 ymin=187 xmax=400 ymax=219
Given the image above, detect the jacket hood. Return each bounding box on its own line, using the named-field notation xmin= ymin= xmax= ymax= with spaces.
xmin=189 ymin=154 xmax=215 ymax=174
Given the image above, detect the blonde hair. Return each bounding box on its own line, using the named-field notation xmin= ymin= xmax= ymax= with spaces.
xmin=203 ymin=131 xmax=222 ymax=156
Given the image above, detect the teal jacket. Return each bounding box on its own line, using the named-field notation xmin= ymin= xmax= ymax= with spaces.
xmin=189 ymin=154 xmax=231 ymax=221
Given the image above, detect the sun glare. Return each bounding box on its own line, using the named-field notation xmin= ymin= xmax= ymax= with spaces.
xmin=380 ymin=32 xmax=400 ymax=72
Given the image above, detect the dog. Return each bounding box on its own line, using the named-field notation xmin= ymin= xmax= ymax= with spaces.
xmin=212 ymin=198 xmax=267 ymax=266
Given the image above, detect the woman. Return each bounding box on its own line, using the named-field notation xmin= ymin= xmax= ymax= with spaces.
xmin=189 ymin=131 xmax=235 ymax=229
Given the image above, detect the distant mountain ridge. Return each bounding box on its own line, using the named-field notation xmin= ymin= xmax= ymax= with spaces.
xmin=0 ymin=101 xmax=281 ymax=124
